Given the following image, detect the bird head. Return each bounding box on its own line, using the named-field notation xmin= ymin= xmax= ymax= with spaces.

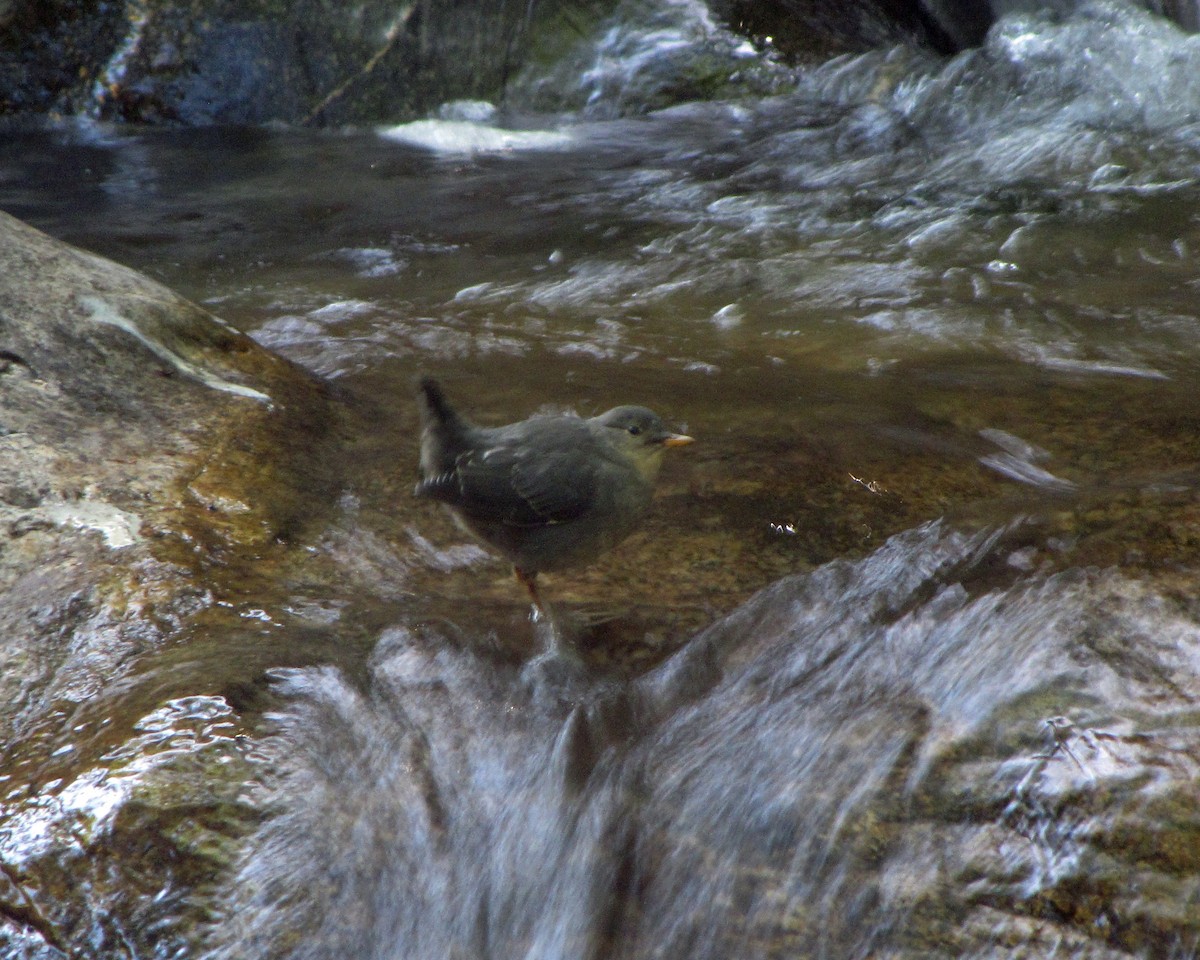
xmin=593 ymin=405 xmax=694 ymax=480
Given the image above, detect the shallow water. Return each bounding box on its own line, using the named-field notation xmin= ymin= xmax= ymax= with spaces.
xmin=4 ymin=1 xmax=1200 ymax=956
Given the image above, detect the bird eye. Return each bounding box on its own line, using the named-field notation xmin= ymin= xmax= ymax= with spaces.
xmin=628 ymin=425 xmax=642 ymax=436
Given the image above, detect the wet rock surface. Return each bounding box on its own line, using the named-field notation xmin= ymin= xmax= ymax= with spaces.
xmin=0 ymin=0 xmax=604 ymax=124
xmin=0 ymin=210 xmax=335 ymax=956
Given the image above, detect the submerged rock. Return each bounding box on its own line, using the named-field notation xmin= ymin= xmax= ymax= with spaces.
xmin=631 ymin=523 xmax=1200 ymax=958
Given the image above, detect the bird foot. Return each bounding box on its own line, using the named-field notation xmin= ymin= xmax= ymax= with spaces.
xmin=516 ymin=568 xmax=592 ymax=656
xmin=515 ymin=567 xmax=549 ymax=619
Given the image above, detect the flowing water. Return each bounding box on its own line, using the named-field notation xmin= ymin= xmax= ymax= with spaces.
xmin=202 ymin=520 xmax=1200 ymax=959
xmin=3 ymin=0 xmax=1200 ymax=956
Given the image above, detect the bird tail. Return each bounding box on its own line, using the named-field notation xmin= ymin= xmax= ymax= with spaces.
xmin=415 ymin=376 xmax=470 ymax=494
xmin=416 ymin=376 xmax=462 ymax=428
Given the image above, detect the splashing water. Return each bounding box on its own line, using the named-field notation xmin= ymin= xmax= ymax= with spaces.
xmin=208 ymin=521 xmax=1200 ymax=959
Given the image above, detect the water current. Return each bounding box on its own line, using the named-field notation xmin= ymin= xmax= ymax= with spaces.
xmin=3 ymin=1 xmax=1200 ymax=957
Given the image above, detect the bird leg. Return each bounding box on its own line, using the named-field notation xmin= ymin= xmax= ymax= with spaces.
xmin=515 ymin=566 xmax=547 ymax=620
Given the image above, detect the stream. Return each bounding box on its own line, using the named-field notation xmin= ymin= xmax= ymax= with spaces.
xmin=3 ymin=1 xmax=1200 ymax=957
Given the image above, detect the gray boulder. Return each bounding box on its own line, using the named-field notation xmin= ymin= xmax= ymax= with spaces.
xmin=0 ymin=209 xmax=334 ymax=956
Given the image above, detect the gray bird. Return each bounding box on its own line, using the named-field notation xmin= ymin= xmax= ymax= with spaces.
xmin=414 ymin=376 xmax=693 ymax=612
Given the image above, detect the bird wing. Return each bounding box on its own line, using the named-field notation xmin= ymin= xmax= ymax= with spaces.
xmin=419 ymin=419 xmax=603 ymax=527
xmin=459 ymin=444 xmax=599 ymax=526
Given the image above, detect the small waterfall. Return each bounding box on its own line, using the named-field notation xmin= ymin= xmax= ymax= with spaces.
xmin=208 ymin=521 xmax=1200 ymax=958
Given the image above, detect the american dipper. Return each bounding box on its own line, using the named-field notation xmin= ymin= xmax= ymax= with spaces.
xmin=414 ymin=376 xmax=693 ymax=612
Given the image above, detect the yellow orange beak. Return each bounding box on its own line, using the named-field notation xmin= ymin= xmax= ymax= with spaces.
xmin=662 ymin=433 xmax=695 ymax=448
